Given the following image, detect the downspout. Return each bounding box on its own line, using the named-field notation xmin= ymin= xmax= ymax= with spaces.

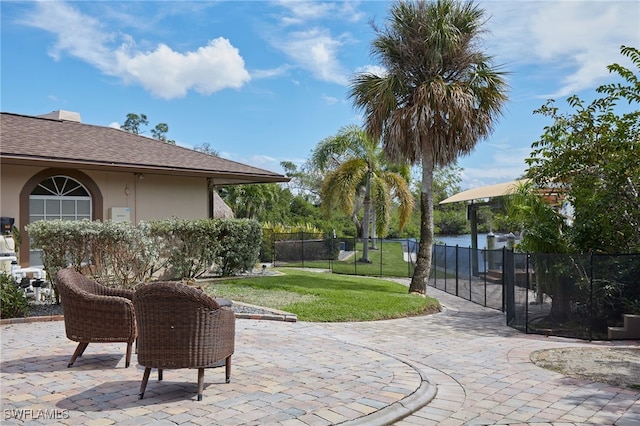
xmin=208 ymin=178 xmax=215 ymax=219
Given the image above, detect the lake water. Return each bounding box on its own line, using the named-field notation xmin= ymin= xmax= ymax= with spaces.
xmin=435 ymin=233 xmax=514 ymax=249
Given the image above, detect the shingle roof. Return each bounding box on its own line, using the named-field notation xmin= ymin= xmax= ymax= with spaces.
xmin=0 ymin=112 xmax=289 ymax=185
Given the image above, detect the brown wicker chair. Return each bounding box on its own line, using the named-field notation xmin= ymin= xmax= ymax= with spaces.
xmin=133 ymin=282 xmax=235 ymax=401
xmin=56 ymin=269 xmax=137 ymax=368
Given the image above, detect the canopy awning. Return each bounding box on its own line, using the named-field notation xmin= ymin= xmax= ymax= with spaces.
xmin=439 ymin=179 xmax=529 ymax=204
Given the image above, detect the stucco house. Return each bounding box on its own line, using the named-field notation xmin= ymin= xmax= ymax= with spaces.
xmin=0 ymin=110 xmax=289 ymax=267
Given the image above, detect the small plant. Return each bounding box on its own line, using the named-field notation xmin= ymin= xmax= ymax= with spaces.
xmin=0 ymin=272 xmax=29 ymax=319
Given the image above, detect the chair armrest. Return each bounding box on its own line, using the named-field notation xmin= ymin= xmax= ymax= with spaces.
xmin=62 ymin=293 xmax=137 ymax=341
xmin=196 ymin=307 xmax=236 ymax=363
xmin=98 ymin=286 xmax=135 ymax=300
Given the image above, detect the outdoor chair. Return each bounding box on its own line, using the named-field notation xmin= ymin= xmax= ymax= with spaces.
xmin=56 ymin=268 xmax=137 ymax=368
xmin=133 ymin=282 xmax=235 ymax=401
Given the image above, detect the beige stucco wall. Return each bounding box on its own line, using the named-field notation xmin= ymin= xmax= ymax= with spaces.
xmin=0 ymin=164 xmax=26 ymax=224
xmin=2 ymin=164 xmax=210 ymax=266
xmin=1 ymin=164 xmax=209 ymax=228
xmin=82 ymin=170 xmax=208 ymax=222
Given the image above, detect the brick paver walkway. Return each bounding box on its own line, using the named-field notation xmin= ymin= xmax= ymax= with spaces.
xmin=1 ymin=282 xmax=638 ymax=425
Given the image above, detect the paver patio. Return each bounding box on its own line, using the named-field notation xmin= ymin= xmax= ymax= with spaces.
xmin=1 ymin=282 xmax=638 ymax=425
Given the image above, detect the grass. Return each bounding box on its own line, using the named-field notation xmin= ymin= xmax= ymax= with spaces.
xmin=281 ymin=240 xmax=415 ymax=278
xmin=200 ymin=268 xmax=440 ymax=322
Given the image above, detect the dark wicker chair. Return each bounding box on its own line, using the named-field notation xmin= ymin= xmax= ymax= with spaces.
xmin=133 ymin=282 xmax=235 ymax=401
xmin=56 ymin=269 xmax=137 ymax=368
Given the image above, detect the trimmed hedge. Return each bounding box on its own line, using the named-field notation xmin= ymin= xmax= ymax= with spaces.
xmin=26 ymin=218 xmax=262 ymax=291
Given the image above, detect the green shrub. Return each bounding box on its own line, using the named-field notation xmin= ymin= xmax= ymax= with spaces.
xmin=150 ymin=218 xmax=218 ymax=280
xmin=214 ymin=219 xmax=262 ymax=277
xmin=27 ymin=218 xmax=263 ymax=285
xmin=0 ymin=273 xmax=29 ymax=319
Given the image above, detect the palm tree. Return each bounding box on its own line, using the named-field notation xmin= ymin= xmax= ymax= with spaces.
xmin=349 ymin=0 xmax=508 ymax=293
xmin=313 ymin=125 xmax=414 ymax=263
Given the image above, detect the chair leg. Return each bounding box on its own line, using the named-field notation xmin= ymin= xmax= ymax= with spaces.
xmin=225 ymin=355 xmax=232 ymax=384
xmin=68 ymin=342 xmax=89 ymax=367
xmin=139 ymin=367 xmax=152 ymax=400
xmin=125 ymin=342 xmax=133 ymax=368
xmin=197 ymin=368 xmax=205 ymax=401
xmin=158 ymin=369 xmax=163 ymax=381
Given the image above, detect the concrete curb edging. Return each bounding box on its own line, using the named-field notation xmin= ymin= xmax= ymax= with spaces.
xmin=0 ymin=303 xmax=297 ymax=325
xmin=338 ymin=349 xmax=438 ymax=426
xmin=0 ymin=314 xmax=64 ymax=325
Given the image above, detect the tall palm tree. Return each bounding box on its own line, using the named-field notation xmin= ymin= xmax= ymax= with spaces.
xmin=349 ymin=0 xmax=508 ymax=293
xmin=313 ymin=125 xmax=414 ymax=263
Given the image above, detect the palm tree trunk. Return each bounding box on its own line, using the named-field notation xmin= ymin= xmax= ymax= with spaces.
xmin=410 ymin=152 xmax=435 ymax=294
xmin=370 ymin=210 xmax=378 ymax=250
xmin=359 ymin=172 xmax=372 ymax=263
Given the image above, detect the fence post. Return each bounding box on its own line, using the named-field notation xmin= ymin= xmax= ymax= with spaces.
xmin=408 ymin=238 xmax=411 ymax=278
xmin=379 ymin=237 xmax=383 ymax=277
xmin=502 ymin=247 xmax=506 ymax=314
xmin=469 ymin=246 xmax=472 ymax=301
xmin=525 ymin=253 xmax=529 ymax=334
xmin=444 ymin=244 xmax=447 ymax=293
xmin=455 ymin=245 xmax=459 ymax=296
xmin=301 ymin=232 xmax=305 ymax=268
xmin=354 ymin=237 xmax=357 ymax=275
xmin=589 ymin=253 xmax=594 ymax=341
xmin=484 ymin=248 xmax=487 ymax=307
xmin=273 ymin=231 xmax=277 ymax=268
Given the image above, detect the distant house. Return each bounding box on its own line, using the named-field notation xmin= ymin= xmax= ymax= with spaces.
xmin=0 ymin=111 xmax=289 ymax=267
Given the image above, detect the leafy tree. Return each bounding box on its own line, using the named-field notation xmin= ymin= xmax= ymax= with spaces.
xmin=312 ymin=125 xmax=414 ymax=263
xmin=121 ymin=113 xmax=175 ymax=144
xmin=150 ymin=123 xmax=176 ymax=144
xmin=349 ymin=0 xmax=508 ymax=293
xmin=122 ymin=113 xmax=148 ymax=134
xmin=432 ymin=164 xmax=467 ymax=235
xmin=506 ymin=182 xmax=574 ymax=321
xmin=193 ymin=142 xmax=219 ymax=156
xmin=525 ymin=45 xmax=640 ymax=254
xmin=280 ymin=160 xmax=324 ymax=203
xmin=218 ymin=184 xmax=280 ymax=221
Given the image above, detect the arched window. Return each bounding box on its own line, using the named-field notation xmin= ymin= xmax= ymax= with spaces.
xmin=29 ymin=176 xmax=92 ymax=222
xmin=28 ymin=176 xmax=92 ymax=265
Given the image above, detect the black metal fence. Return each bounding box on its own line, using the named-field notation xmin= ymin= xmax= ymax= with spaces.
xmin=261 ymin=232 xmax=416 ymax=278
xmin=429 ymin=244 xmax=504 ymax=311
xmin=262 ymin=232 xmax=640 ymax=340
xmin=504 ymin=251 xmax=640 ymax=340
xmin=425 ymin=245 xmax=640 ymax=341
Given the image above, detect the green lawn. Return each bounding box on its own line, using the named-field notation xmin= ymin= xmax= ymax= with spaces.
xmin=201 ymin=268 xmax=440 ymax=322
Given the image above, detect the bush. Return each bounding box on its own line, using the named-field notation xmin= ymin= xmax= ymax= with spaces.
xmin=0 ymin=273 xmax=29 ymax=319
xmin=26 ymin=218 xmax=263 ymax=286
xmin=150 ymin=218 xmax=218 ymax=280
xmin=214 ymin=219 xmax=262 ymax=277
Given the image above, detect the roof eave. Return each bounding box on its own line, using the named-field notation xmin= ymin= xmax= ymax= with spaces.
xmin=0 ymin=155 xmax=290 ymax=186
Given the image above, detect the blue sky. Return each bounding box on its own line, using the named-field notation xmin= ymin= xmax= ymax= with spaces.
xmin=2 ymin=1 xmax=639 ymax=191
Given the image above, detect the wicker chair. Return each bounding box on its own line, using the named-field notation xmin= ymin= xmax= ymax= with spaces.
xmin=56 ymin=269 xmax=137 ymax=368
xmin=133 ymin=282 xmax=235 ymax=401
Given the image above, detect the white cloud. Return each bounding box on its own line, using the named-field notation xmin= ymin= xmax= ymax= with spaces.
xmin=275 ymin=0 xmax=364 ymax=25
xmin=23 ymin=1 xmax=250 ymax=99
xmin=483 ymin=1 xmax=639 ymax=97
xmin=459 ymin=143 xmax=530 ymax=189
xmin=114 ymin=39 xmax=250 ymax=99
xmin=322 ymin=95 xmax=338 ymax=105
xmin=251 ymin=64 xmax=292 ymax=80
xmin=108 ymin=122 xmax=121 ymax=129
xmin=274 ymin=28 xmax=349 ymax=85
